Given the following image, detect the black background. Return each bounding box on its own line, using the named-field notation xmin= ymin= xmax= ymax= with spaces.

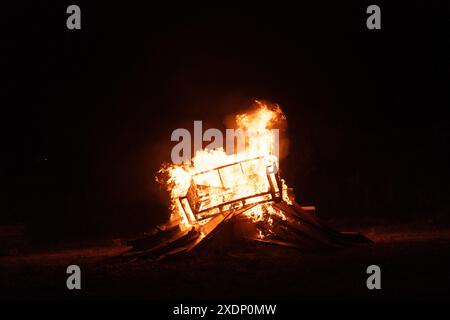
xmin=2 ymin=1 xmax=450 ymax=240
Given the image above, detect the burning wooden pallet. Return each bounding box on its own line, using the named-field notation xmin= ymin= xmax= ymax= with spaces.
xmin=122 ymin=102 xmax=371 ymax=260
xmin=124 ymin=157 xmax=371 ymax=261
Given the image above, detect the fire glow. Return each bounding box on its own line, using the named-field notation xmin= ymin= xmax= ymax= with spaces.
xmin=157 ymin=101 xmax=291 ymax=234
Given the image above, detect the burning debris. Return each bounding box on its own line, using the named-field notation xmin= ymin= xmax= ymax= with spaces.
xmin=124 ymin=101 xmax=371 ymax=260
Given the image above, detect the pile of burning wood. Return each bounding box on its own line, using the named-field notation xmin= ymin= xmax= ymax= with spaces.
xmin=123 ymin=101 xmax=370 ymax=260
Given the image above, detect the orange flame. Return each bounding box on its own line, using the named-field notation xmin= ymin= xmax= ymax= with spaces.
xmin=156 ymin=100 xmax=292 ymax=231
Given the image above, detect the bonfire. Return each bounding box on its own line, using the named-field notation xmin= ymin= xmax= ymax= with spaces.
xmin=124 ymin=101 xmax=370 ymax=260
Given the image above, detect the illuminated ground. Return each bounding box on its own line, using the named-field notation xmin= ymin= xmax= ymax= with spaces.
xmin=1 ymin=225 xmax=450 ymax=299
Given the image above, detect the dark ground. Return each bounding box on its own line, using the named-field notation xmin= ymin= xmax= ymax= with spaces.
xmin=1 ymin=224 xmax=449 ymax=300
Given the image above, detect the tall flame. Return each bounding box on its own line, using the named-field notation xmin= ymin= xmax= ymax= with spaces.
xmin=156 ymin=100 xmax=291 ymax=231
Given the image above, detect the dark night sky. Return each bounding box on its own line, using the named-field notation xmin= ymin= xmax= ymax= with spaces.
xmin=2 ymin=1 xmax=450 ymax=238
